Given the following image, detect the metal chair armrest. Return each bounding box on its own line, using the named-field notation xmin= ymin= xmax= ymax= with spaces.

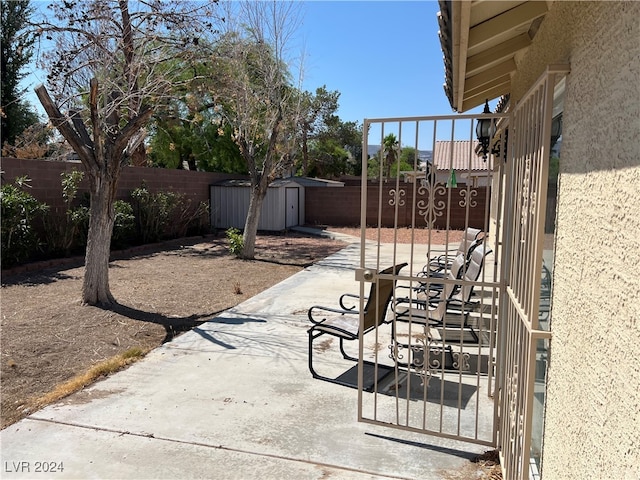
xmin=308 ymin=304 xmax=359 ymax=325
xmin=338 ymin=293 xmax=367 ymax=311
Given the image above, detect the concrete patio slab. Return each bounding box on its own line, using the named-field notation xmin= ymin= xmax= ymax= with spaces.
xmin=0 ymin=238 xmax=494 ymax=479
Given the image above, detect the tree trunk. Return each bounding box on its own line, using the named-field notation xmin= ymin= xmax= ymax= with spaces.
xmin=384 ymin=152 xmax=393 ymax=181
xmin=241 ymin=181 xmax=268 ymax=259
xmin=82 ymin=170 xmax=118 ymax=306
xmin=301 ymin=126 xmax=309 ymax=175
xmin=36 ymin=77 xmax=153 ymax=307
xmin=238 ymin=108 xmax=282 ymax=260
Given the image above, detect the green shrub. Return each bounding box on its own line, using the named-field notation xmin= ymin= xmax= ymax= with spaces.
xmin=130 ymin=183 xmax=181 ymax=244
xmin=42 ymin=172 xmax=135 ymax=254
xmin=111 ymin=200 xmax=136 ymax=249
xmin=225 ymin=227 xmax=244 ymax=257
xmin=130 ymin=183 xmax=210 ymax=243
xmin=166 ymin=199 xmax=210 ymax=239
xmin=43 ymin=171 xmax=89 ymax=256
xmin=2 ymin=176 xmax=211 ymax=267
xmin=1 ymin=176 xmax=49 ymax=267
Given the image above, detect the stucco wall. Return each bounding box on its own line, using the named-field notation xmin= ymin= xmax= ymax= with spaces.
xmin=510 ymin=2 xmax=640 ymax=478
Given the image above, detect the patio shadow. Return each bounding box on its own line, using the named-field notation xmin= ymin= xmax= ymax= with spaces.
xmin=331 ymin=364 xmax=477 ymax=408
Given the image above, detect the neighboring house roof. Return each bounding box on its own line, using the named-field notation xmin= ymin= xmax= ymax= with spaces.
xmin=401 ymin=140 xmax=491 ymax=184
xmin=438 ymin=0 xmax=550 ymax=112
xmin=432 ymin=140 xmax=492 ymax=171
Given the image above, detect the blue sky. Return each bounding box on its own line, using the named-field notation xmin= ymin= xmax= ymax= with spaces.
xmin=22 ymin=1 xmax=457 ymax=124
xmin=298 ymin=1 xmax=454 ymax=123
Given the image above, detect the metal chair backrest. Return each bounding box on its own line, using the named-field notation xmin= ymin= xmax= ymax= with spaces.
xmin=456 ymin=227 xmax=483 ymax=259
xmin=428 ymin=279 xmax=458 ymax=323
xmin=449 ymin=253 xmax=466 ymax=279
xmin=362 ymin=263 xmax=407 ymax=331
xmin=426 ymin=245 xmax=493 ymax=324
xmin=453 ymin=244 xmax=492 ymax=303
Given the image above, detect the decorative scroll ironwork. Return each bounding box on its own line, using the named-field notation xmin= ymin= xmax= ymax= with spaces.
xmin=452 ymin=351 xmax=471 ymax=372
xmin=409 ymin=341 xmax=436 ymax=387
xmin=388 ymin=326 xmax=463 ymax=386
xmin=417 ymin=180 xmax=447 ymax=228
xmin=389 ymin=188 xmax=406 ymax=207
xmin=459 ymin=188 xmax=478 ymax=208
xmin=520 ymin=156 xmax=532 ymax=241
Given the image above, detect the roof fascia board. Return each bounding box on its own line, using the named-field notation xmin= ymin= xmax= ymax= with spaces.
xmin=453 ymin=1 xmax=472 ymax=112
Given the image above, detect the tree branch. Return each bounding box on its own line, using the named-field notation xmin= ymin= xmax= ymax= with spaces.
xmin=114 ymin=107 xmax=154 ymax=162
xmin=34 ymin=84 xmax=95 ymax=166
xmin=88 ymin=78 xmax=102 ymax=169
xmin=68 ymin=109 xmax=93 ymax=148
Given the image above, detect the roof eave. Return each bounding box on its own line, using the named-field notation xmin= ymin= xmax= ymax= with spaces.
xmin=439 ymin=1 xmax=550 ymax=113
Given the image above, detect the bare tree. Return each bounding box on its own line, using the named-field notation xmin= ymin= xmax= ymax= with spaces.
xmin=211 ymin=1 xmax=303 ymax=259
xmin=33 ymin=0 xmax=218 ymax=306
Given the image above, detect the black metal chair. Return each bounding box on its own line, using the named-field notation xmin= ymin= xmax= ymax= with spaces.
xmin=307 ymin=263 xmax=407 ymax=389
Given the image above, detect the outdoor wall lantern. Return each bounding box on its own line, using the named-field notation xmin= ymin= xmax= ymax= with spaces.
xmin=491 ymin=128 xmax=508 ymax=162
xmin=476 ymin=99 xmax=495 ymax=161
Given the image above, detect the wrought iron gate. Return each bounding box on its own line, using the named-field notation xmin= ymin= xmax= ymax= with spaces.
xmin=356 ymin=112 xmax=506 ymax=447
xmin=496 ymin=65 xmax=569 ymax=480
xmin=355 ymin=66 xmax=568 ymax=477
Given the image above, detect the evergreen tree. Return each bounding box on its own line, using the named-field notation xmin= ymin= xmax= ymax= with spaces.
xmin=1 ymin=0 xmax=38 ymax=145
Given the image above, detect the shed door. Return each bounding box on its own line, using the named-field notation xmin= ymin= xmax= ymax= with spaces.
xmin=285 ymin=187 xmax=299 ymax=228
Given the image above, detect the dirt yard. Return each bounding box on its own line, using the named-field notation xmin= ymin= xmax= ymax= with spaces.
xmin=0 ymin=227 xmax=461 ymax=429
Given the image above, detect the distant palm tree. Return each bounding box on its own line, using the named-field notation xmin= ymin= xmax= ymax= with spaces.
xmin=382 ymin=133 xmax=399 ymax=181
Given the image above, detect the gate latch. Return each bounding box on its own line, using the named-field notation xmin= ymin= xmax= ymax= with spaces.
xmin=355 ymin=268 xmax=375 ymax=283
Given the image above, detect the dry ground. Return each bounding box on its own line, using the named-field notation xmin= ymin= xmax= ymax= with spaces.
xmin=1 ymin=231 xmax=348 ymax=429
xmin=0 ymin=227 xmax=461 ymax=429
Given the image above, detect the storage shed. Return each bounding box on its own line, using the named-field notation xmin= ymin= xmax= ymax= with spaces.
xmin=210 ymin=178 xmax=304 ymax=231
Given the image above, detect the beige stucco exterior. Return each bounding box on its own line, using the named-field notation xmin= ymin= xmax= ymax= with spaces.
xmin=508 ymin=2 xmax=640 ymax=478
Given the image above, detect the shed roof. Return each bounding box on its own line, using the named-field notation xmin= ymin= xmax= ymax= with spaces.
xmin=291 ymin=177 xmax=344 ymax=187
xmin=213 ymin=179 xmax=299 ymax=188
xmin=212 ymin=177 xmax=343 ymax=188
